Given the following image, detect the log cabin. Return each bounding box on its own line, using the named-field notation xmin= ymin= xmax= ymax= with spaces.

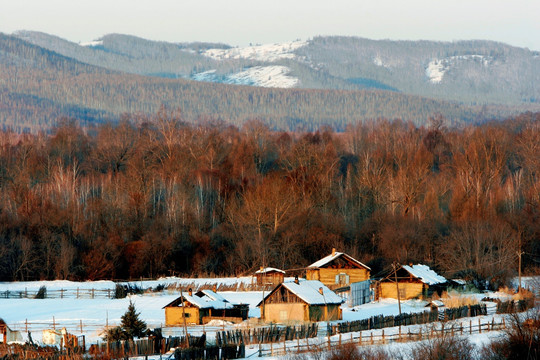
xmin=306 ymin=248 xmax=371 ymax=289
xmin=254 ymin=267 xmax=285 ymax=286
xmin=376 ymin=264 xmax=448 ymax=300
xmin=163 ymin=289 xmax=248 ymax=325
xmin=258 ymin=279 xmax=343 ymax=323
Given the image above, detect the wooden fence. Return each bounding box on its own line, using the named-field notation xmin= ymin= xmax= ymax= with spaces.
xmin=0 ymin=288 xmax=114 ymax=300
xmin=261 ymin=319 xmax=507 ymax=357
xmin=216 ymin=323 xmax=318 ymax=346
xmin=328 ymin=304 xmax=487 ymax=336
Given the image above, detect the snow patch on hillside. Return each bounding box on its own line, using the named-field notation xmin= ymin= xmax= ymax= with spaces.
xmin=202 ymin=41 xmax=307 ymax=62
xmin=79 ymin=40 xmax=103 ymax=47
xmin=192 ymin=66 xmax=299 ymax=88
xmin=426 ymin=55 xmax=492 ymax=84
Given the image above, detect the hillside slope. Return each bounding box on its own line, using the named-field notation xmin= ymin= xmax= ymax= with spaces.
xmin=13 ymin=31 xmax=540 ymax=106
xmin=0 ymin=33 xmax=482 ymax=131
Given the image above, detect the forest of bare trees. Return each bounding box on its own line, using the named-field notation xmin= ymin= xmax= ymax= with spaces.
xmin=0 ymin=110 xmax=538 ymax=288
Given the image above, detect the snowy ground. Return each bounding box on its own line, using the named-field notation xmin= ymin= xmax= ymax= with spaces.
xmin=0 ymin=277 xmax=536 ymax=354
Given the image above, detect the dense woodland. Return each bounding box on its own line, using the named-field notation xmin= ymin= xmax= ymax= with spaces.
xmin=0 ymin=110 xmax=538 ymax=287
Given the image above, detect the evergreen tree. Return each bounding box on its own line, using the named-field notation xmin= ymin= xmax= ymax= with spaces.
xmin=120 ymin=300 xmax=147 ymax=339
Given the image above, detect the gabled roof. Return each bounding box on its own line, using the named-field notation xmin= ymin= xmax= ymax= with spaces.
xmin=255 ymin=267 xmax=285 ymax=274
xmin=163 ymin=291 xmax=234 ymax=310
xmin=258 ymin=280 xmax=344 ymax=306
xmin=308 ymin=251 xmax=371 ymax=271
xmin=401 ymin=264 xmax=447 ymax=285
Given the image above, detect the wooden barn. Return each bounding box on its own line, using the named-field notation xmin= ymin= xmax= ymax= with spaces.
xmin=258 ymin=279 xmax=344 ymax=323
xmin=163 ymin=289 xmax=249 ymax=326
xmin=255 ymin=267 xmax=285 ymax=286
xmin=376 ymin=264 xmax=448 ymax=300
xmin=306 ymin=249 xmax=371 ymax=289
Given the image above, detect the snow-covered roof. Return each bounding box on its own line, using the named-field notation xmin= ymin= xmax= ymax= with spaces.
xmin=164 ymin=291 xmax=234 ymax=310
xmin=308 ymin=251 xmax=371 ymax=271
xmin=259 ymin=280 xmax=343 ymax=306
xmin=425 ymin=300 xmax=445 ymax=308
xmin=255 ymin=267 xmax=285 ymax=274
xmin=402 ymin=264 xmax=447 ymax=285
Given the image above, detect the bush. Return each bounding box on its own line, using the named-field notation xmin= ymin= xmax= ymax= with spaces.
xmin=114 ymin=283 xmax=144 ymax=299
xmin=482 ymin=311 xmax=540 ymax=360
xmin=411 ymin=332 xmax=477 ymax=360
xmin=326 ymin=343 xmax=396 ymax=360
xmin=34 ymin=286 xmax=47 ymax=299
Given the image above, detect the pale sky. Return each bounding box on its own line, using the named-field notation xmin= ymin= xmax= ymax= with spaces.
xmin=1 ymin=0 xmax=539 ymax=50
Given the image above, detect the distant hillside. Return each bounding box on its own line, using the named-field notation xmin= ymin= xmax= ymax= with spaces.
xmin=13 ymin=31 xmax=540 ymax=107
xmin=0 ymin=33 xmax=487 ymax=132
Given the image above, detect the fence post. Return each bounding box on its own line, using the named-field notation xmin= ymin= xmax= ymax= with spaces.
xmin=478 ymin=318 xmax=482 ymax=333
xmin=92 ymin=289 xmax=95 ymax=299
xmin=470 ymin=320 xmax=472 ymax=334
xmin=53 ymin=316 xmax=56 ymax=330
xmin=382 ymin=329 xmax=385 ymax=344
xmin=80 ymin=320 xmax=83 ymax=334
xmin=339 ymin=333 xmax=342 ymax=346
xmin=359 ymin=331 xmax=362 ymax=345
xmin=77 ymin=288 xmax=79 ymax=299
xmin=370 ymin=332 xmax=373 ymax=345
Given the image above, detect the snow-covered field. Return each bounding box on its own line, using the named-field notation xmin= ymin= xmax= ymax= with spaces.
xmin=0 ymin=277 xmax=535 ymax=354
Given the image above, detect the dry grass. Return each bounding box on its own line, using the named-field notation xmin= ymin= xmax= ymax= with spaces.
xmin=433 ymin=290 xmax=479 ymax=308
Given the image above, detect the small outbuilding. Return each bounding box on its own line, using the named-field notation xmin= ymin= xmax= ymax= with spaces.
xmin=258 ymin=279 xmax=344 ymax=323
xmin=255 ymin=267 xmax=285 ymax=286
xmin=376 ymin=264 xmax=447 ymax=300
xmin=163 ymin=289 xmax=248 ymax=326
xmin=306 ymin=248 xmax=371 ymax=288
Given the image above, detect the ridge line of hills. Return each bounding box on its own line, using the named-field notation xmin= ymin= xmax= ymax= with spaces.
xmin=1 ymin=31 xmax=539 ymax=132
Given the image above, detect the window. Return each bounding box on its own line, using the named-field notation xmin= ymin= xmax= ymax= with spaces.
xmin=279 ymin=310 xmax=288 ymax=320
xmin=398 ymin=288 xmax=406 ymax=299
xmin=183 ymin=313 xmax=191 ymax=318
xmin=336 ymin=273 xmax=350 ymax=285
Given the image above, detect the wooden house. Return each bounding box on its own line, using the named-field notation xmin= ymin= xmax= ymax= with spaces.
xmin=257 ymin=279 xmax=343 ymax=323
xmin=306 ymin=248 xmax=371 ymax=289
xmin=376 ymin=264 xmax=447 ymax=300
xmin=255 ymin=267 xmax=285 ymax=286
xmin=163 ymin=289 xmax=248 ymax=326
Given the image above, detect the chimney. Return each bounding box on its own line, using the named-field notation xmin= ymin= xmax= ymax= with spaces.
xmin=294 ymin=276 xmax=299 ymax=284
xmin=319 ymin=287 xmax=324 ymax=295
xmin=332 ymin=248 xmax=336 ymax=256
xmin=188 ymin=288 xmax=193 ymax=296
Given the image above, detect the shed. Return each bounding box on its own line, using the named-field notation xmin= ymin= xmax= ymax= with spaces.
xmin=306 ymin=248 xmax=371 ymax=288
xmin=163 ymin=289 xmax=249 ymax=326
xmin=255 ymin=267 xmax=285 ymax=286
xmin=0 ymin=319 xmax=23 ymax=344
xmin=258 ymin=279 xmax=343 ymax=323
xmin=376 ymin=264 xmax=447 ymax=300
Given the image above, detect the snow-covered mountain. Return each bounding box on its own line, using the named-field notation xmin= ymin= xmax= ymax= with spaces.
xmin=9 ymin=31 xmax=540 ymax=106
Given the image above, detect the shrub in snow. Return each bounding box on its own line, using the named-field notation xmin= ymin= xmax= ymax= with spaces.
xmin=411 ymin=331 xmax=477 ymax=360
xmin=34 ymin=286 xmax=46 ymax=299
xmin=481 ymin=311 xmax=540 ymax=360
